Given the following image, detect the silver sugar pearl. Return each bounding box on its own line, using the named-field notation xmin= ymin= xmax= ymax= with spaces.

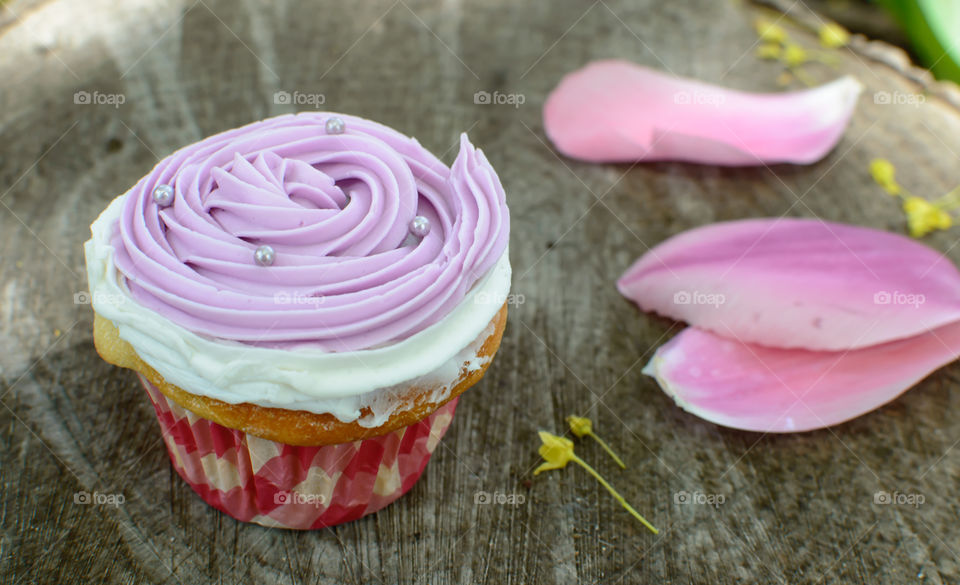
xmin=409 ymin=215 xmax=431 ymax=238
xmin=325 ymin=116 xmax=345 ymax=135
xmin=254 ymin=245 xmax=276 ymax=266
xmin=152 ymin=184 xmax=175 ymax=207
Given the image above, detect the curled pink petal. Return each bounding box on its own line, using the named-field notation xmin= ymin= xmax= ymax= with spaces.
xmin=618 ymin=218 xmax=960 ymax=351
xmin=644 ymin=324 xmax=960 ymax=432
xmin=543 ymin=60 xmax=862 ymax=165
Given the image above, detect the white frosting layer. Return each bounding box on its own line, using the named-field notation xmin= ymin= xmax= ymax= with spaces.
xmin=85 ymin=195 xmax=511 ymax=424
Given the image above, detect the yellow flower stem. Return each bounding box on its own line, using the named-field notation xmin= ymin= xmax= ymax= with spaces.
xmin=570 ymin=453 xmax=658 ymax=534
xmin=588 ymin=433 xmax=626 ymax=469
xmin=937 ymin=185 xmax=960 ymax=209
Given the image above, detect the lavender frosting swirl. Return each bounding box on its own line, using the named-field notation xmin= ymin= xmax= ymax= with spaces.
xmin=111 ymin=113 xmax=509 ymax=351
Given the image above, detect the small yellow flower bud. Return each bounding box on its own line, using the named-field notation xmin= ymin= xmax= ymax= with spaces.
xmin=755 ymin=43 xmax=783 ymax=60
xmin=819 ymin=22 xmax=851 ymax=48
xmin=755 ymin=19 xmax=788 ymax=44
xmin=870 ymin=158 xmax=900 ymax=196
xmin=903 ymin=197 xmax=952 ymax=238
xmin=565 ymin=415 xmax=626 ymax=468
xmin=782 ymin=44 xmax=809 ymax=67
xmin=566 ymin=415 xmax=593 ymax=438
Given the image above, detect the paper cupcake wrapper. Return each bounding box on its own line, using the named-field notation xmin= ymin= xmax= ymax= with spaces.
xmin=139 ymin=375 xmax=458 ymax=529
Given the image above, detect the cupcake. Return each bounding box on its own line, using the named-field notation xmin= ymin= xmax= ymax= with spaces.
xmin=84 ymin=113 xmax=510 ymax=529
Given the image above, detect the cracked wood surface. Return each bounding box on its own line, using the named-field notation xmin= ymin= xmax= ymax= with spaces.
xmin=1 ymin=0 xmax=959 ymax=583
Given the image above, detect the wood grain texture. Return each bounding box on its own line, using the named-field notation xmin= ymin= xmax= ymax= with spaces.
xmin=1 ymin=0 xmax=959 ymax=583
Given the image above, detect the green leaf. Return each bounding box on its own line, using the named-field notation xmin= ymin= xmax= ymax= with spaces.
xmin=876 ymin=0 xmax=960 ymax=83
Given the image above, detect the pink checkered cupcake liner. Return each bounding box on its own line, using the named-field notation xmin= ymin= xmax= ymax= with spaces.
xmin=139 ymin=375 xmax=458 ymax=529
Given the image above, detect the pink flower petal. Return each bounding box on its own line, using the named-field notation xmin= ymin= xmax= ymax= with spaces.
xmin=644 ymin=324 xmax=960 ymax=432
xmin=618 ymin=218 xmax=960 ymax=351
xmin=543 ymin=60 xmax=862 ymax=165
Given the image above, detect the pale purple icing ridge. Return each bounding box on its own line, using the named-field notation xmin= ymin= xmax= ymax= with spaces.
xmin=110 ymin=113 xmax=509 ymax=351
